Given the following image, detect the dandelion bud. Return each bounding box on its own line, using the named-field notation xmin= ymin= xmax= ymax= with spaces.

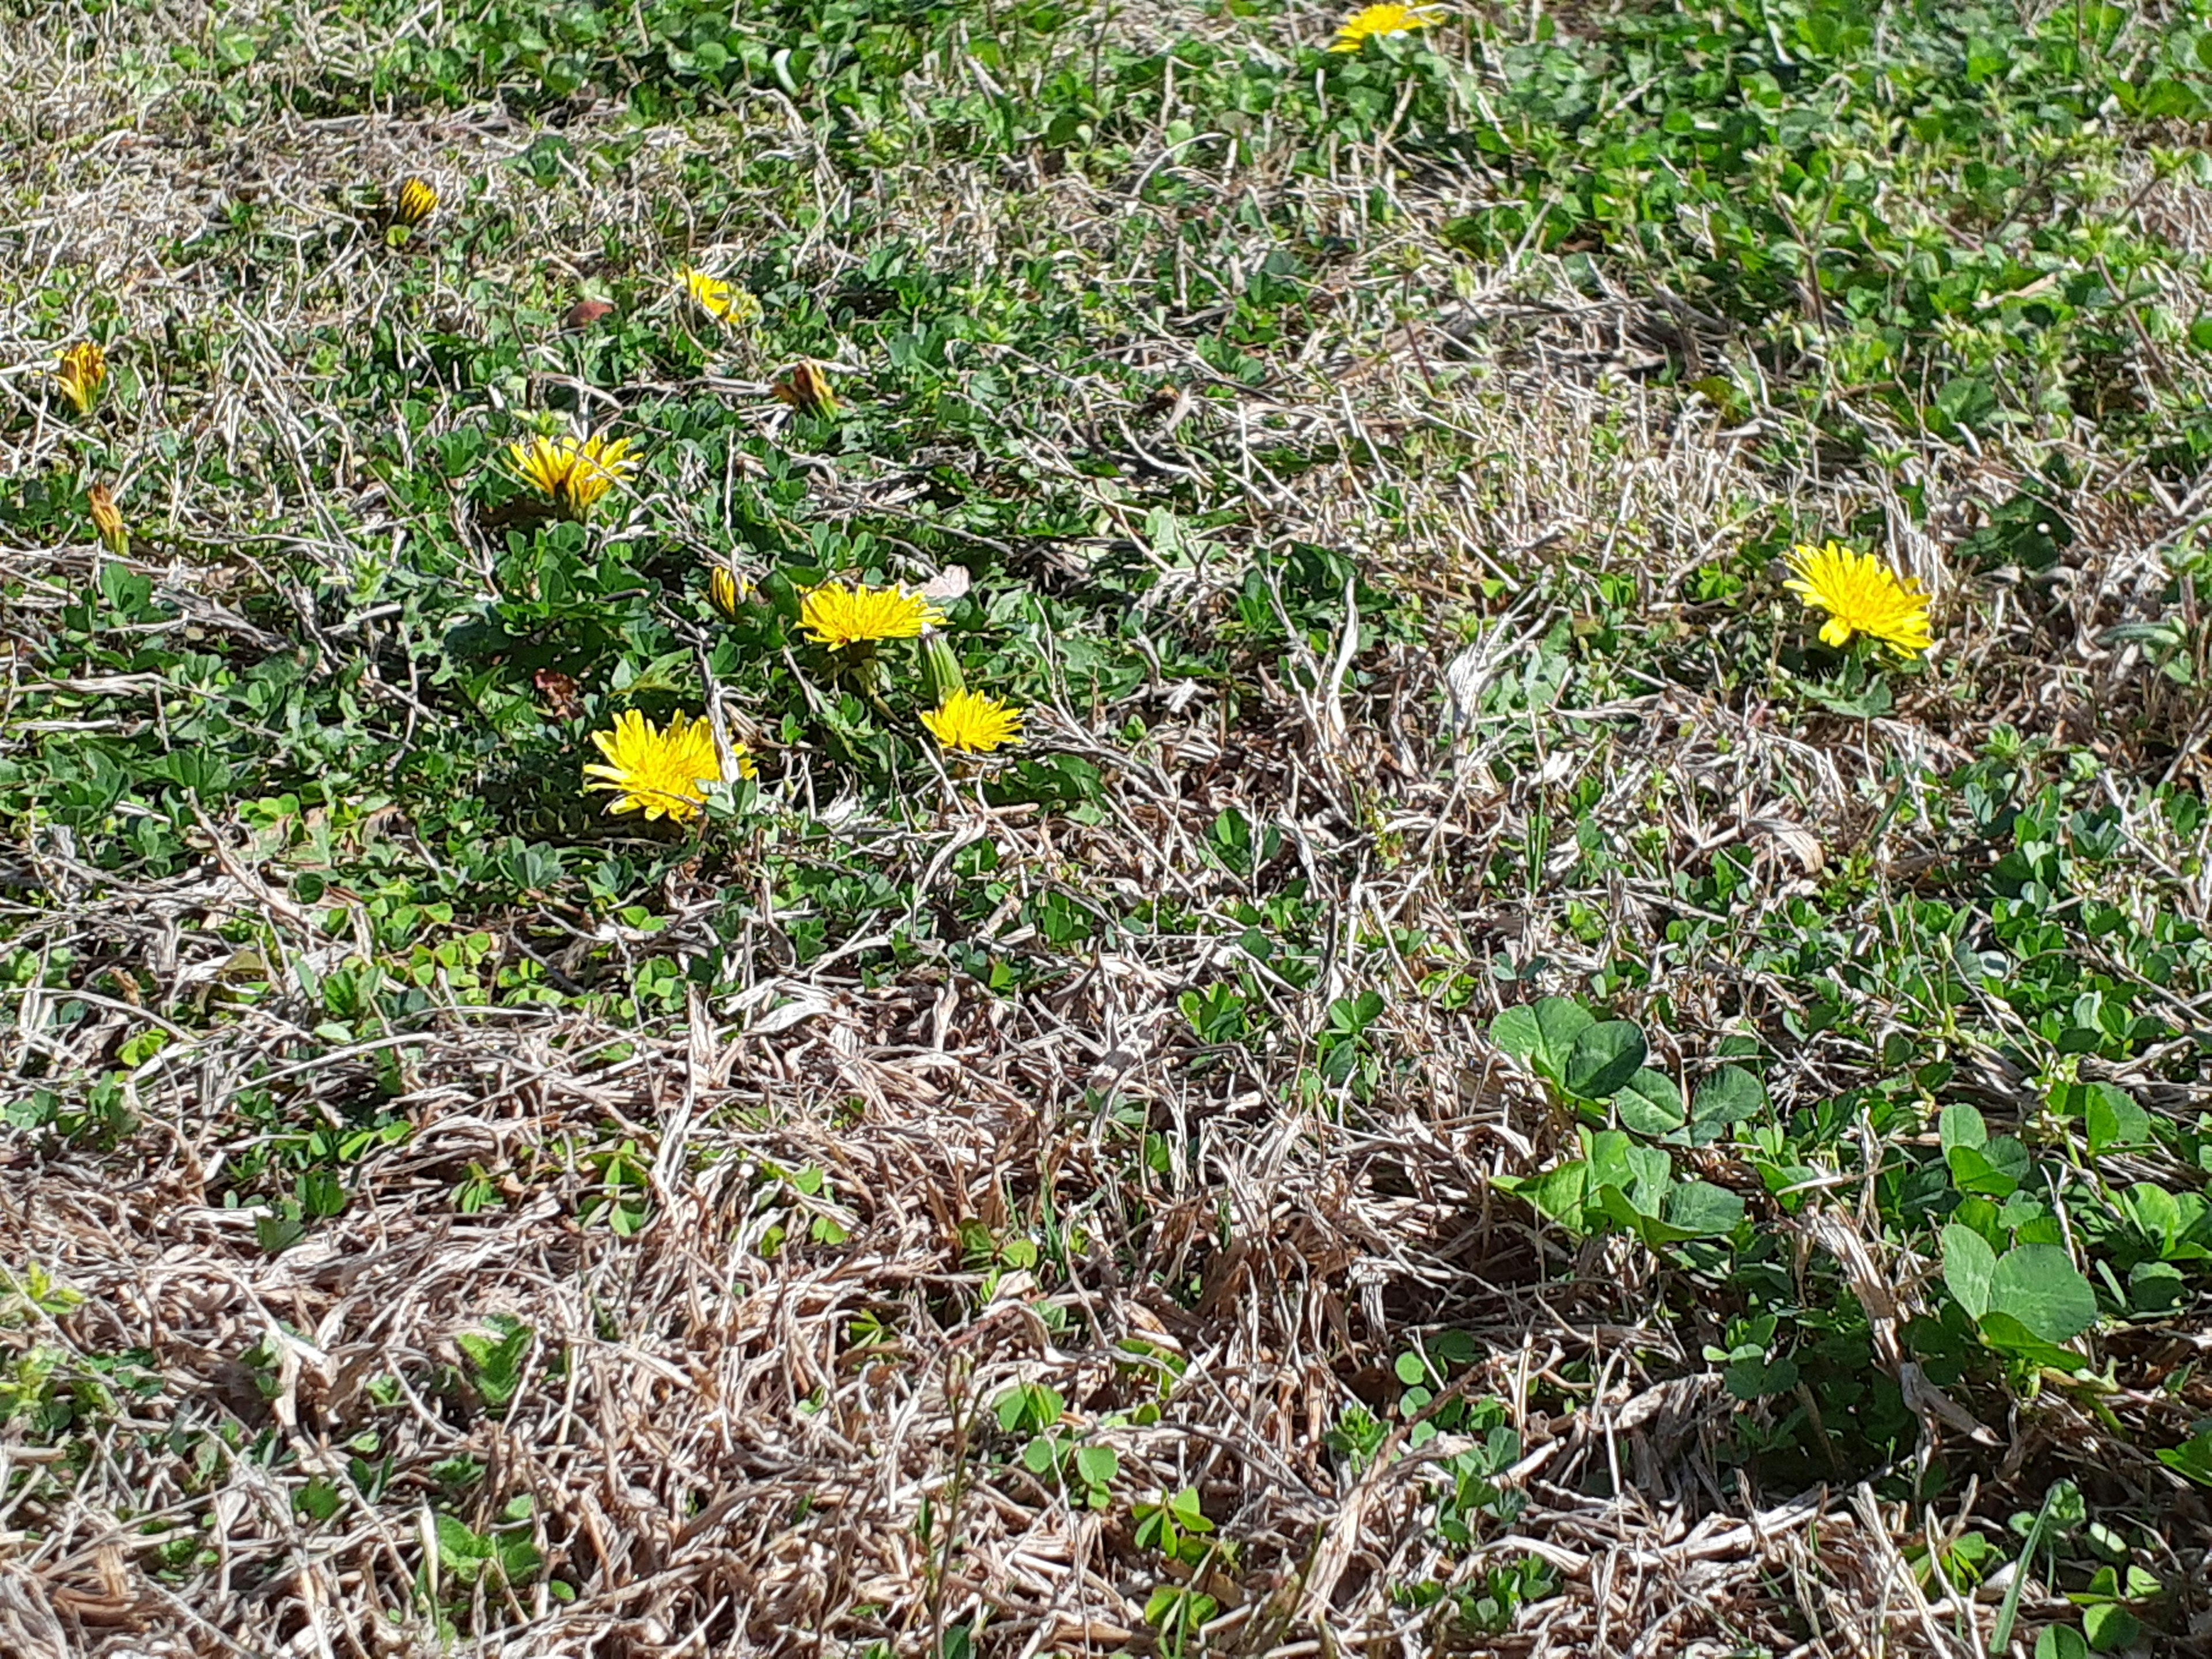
xmin=395 ymin=177 xmax=438 ymax=226
xmin=709 ymin=566 xmax=749 ymax=620
xmin=56 ymin=341 xmax=107 ymax=415
xmin=921 ymin=632 xmax=967 ymax=704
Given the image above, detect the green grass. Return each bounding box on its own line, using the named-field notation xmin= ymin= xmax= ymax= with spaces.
xmin=6 ymin=0 xmax=2212 ymax=1651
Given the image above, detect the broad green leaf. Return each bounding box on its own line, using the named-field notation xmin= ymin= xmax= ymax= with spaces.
xmin=2121 ymin=1182 xmax=2182 ymax=1255
xmin=1688 ymin=1064 xmax=1766 ymax=1143
xmin=1616 ymin=1067 xmax=1686 ymax=1137
xmin=1664 ymin=1179 xmax=1744 ymax=1237
xmin=1586 ymin=1130 xmax=1641 ymax=1194
xmin=1588 ymin=1132 xmax=1672 ymax=1214
xmin=1626 ymin=1145 xmax=1674 ymax=1215
xmin=2082 ymin=1603 xmax=2139 ymax=1652
xmin=2128 ymin=1260 xmax=2185 ymax=1313
xmin=1531 ymin=1162 xmax=1588 ymax=1228
xmin=437 ymin=1514 xmax=493 ymax=1564
xmin=1948 ymin=1136 xmax=2028 ymax=1198
xmin=1489 ymin=1005 xmax=1540 ymax=1062
xmin=1939 ymin=1102 xmax=1988 ymax=1154
xmin=2084 ymin=1084 xmax=2152 ymax=1156
xmin=1722 ymin=1353 xmax=1798 ymax=1401
xmin=1593 ymin=1183 xmax=1672 ymax=1239
xmin=1530 ymin=996 xmax=1596 ymax=1082
xmin=1942 ymin=1224 xmax=1997 ymax=1320
xmin=1430 ymin=1330 xmax=1478 ymax=1368
xmin=1975 ymin=1310 xmax=2085 ymax=1369
xmin=1988 ymin=1244 xmax=2098 ymax=1344
xmin=1565 ymin=1020 xmax=1647 ymax=1100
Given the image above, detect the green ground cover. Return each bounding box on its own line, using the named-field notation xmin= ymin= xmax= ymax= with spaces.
xmin=5 ymin=0 xmax=2212 ymax=1652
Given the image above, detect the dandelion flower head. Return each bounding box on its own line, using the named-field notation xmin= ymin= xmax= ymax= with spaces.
xmin=583 ymin=709 xmax=752 ymax=824
xmin=1330 ymin=3 xmax=1445 ymax=50
xmin=678 ymin=266 xmax=759 ymax=327
xmin=921 ymin=689 xmax=1025 ymax=755
xmin=396 ymin=177 xmax=438 ymax=226
xmin=56 ymin=341 xmax=107 ymax=415
xmin=797 ymin=582 xmax=945 ymax=650
xmin=506 ymin=430 xmax=640 ymax=518
xmin=1783 ymin=540 xmax=1934 ymax=658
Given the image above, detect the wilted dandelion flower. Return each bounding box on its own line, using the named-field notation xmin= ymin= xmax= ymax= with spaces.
xmin=1784 ymin=540 xmax=1934 ymax=658
xmin=678 ymin=267 xmax=760 ymax=327
xmin=773 ymin=361 xmax=838 ymax=416
xmin=582 ymin=709 xmax=752 ymax=824
xmin=395 ymin=177 xmax=438 ymax=226
xmin=55 ymin=341 xmax=107 ymax=415
xmin=797 ymin=583 xmax=945 ymax=650
xmin=1330 ymin=3 xmax=1444 ymax=50
xmin=506 ymin=430 xmax=641 ymax=518
xmin=86 ymin=484 xmax=127 ymax=556
xmin=921 ymin=689 xmax=1024 ymax=755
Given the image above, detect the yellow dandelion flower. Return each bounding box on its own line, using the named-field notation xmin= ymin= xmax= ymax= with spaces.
xmin=1783 ymin=540 xmax=1934 ymax=658
xmin=1330 ymin=3 xmax=1445 ymax=50
xmin=677 ymin=266 xmax=760 ymax=327
xmin=921 ymin=689 xmax=1025 ymax=755
xmin=55 ymin=341 xmax=107 ymax=415
xmin=559 ymin=433 xmax=638 ymax=516
xmin=680 ymin=266 xmax=734 ymax=318
xmin=86 ymin=483 xmax=127 ymax=556
xmin=797 ymin=583 xmax=945 ymax=650
xmin=505 ymin=430 xmax=641 ymax=519
xmin=583 ymin=709 xmax=753 ymax=824
xmin=709 ymin=566 xmax=749 ymax=620
xmin=396 ymin=177 xmax=438 ymax=226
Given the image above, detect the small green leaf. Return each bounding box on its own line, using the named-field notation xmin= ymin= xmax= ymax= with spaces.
xmin=1431 ymin=1330 xmax=1478 ymax=1368
xmin=1948 ymin=1139 xmax=2026 ymax=1198
xmin=1531 ymin=1161 xmax=1589 ymax=1228
xmin=1940 ymin=1103 xmax=1988 ymax=1154
xmin=2156 ymin=1429 xmax=2212 ymax=1488
xmin=1942 ymin=1224 xmax=1998 ymax=1321
xmin=2082 ymin=1603 xmax=2139 ymax=1652
xmin=1395 ymin=1351 xmax=1429 ymax=1386
xmin=1489 ymin=1005 xmax=1541 ymax=1062
xmin=2128 ymin=1259 xmax=2186 ymax=1312
xmin=2035 ymin=1621 xmax=2089 ymax=1659
xmin=1616 ymin=1068 xmax=1686 ymax=1137
xmin=1664 ymin=1179 xmax=1745 ymax=1237
xmin=1976 ymin=1310 xmax=2086 ymax=1369
xmin=2084 ymin=1084 xmax=2153 ymax=1156
xmin=1530 ymin=996 xmax=1596 ymax=1082
xmin=1990 ymin=1244 xmax=2099 ymax=1344
xmin=1689 ymin=1065 xmax=1766 ymax=1142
